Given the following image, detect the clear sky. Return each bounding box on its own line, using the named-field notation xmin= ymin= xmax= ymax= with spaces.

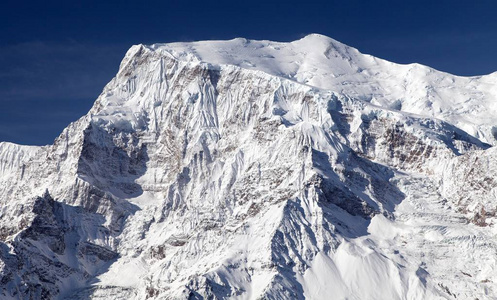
xmin=1 ymin=0 xmax=497 ymax=145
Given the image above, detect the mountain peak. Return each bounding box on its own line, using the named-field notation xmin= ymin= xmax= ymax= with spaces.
xmin=295 ymin=32 xmax=348 ymax=46
xmin=2 ymin=35 xmax=497 ymax=299
xmin=109 ymin=36 xmax=497 ymax=146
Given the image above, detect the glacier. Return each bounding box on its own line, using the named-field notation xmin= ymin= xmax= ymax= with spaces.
xmin=1 ymin=33 xmax=497 ymax=299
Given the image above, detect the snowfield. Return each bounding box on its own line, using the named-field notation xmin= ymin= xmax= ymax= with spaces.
xmin=1 ymin=34 xmax=497 ymax=299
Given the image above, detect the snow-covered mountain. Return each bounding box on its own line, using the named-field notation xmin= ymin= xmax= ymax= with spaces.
xmin=1 ymin=34 xmax=497 ymax=299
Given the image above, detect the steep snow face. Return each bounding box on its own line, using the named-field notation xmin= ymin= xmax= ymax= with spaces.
xmin=0 ymin=35 xmax=497 ymax=299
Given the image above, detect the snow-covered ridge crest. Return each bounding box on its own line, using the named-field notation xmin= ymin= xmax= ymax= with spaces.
xmin=0 ymin=34 xmax=496 ymax=299
xmin=125 ymin=33 xmax=497 ymax=145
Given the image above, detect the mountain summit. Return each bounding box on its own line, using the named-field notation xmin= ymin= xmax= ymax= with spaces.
xmin=1 ymin=35 xmax=496 ymax=299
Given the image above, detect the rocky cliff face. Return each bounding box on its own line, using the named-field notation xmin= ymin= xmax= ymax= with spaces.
xmin=1 ymin=34 xmax=497 ymax=299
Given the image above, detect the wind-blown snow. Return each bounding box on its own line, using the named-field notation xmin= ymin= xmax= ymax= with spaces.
xmin=1 ymin=34 xmax=497 ymax=299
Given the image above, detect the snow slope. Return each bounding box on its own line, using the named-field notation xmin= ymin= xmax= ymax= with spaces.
xmin=0 ymin=34 xmax=496 ymax=299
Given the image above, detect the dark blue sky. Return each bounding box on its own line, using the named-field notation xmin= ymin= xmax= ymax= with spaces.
xmin=2 ymin=0 xmax=497 ymax=145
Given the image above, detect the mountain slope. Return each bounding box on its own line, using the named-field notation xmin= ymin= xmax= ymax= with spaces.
xmin=0 ymin=34 xmax=496 ymax=299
